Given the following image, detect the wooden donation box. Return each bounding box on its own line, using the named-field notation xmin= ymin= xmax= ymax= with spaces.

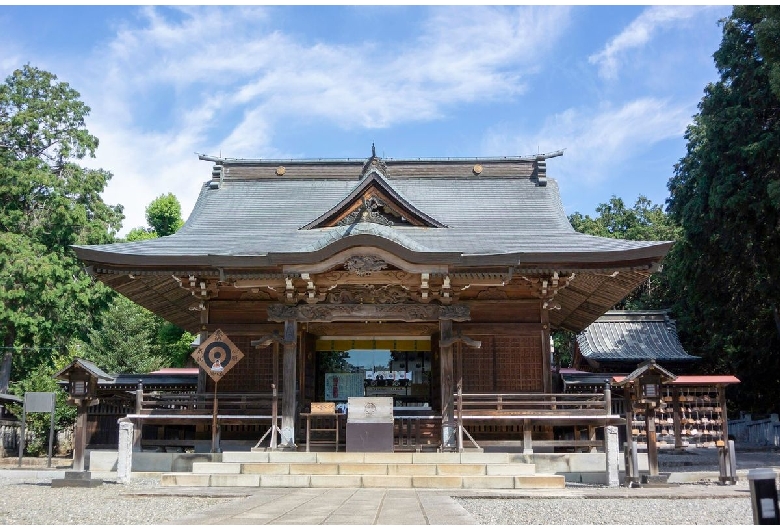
xmin=346 ymin=397 xmax=394 ymax=452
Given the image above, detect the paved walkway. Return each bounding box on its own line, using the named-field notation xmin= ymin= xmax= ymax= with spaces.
xmin=168 ymin=487 xmax=477 ymax=525
xmin=158 ymin=482 xmax=754 ymax=525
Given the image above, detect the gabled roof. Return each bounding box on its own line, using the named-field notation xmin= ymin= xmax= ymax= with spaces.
xmin=74 ymin=154 xmax=671 ymax=269
xmin=577 ymin=310 xmax=698 ymax=364
xmin=614 ymin=360 xmax=677 ymax=387
xmin=72 ymin=152 xmax=674 ymax=333
xmin=53 ymin=358 xmax=114 ymax=382
xmin=301 ymin=165 xmax=446 ymax=229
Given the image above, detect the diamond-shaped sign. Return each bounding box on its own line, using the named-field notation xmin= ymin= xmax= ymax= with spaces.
xmin=191 ymin=329 xmax=244 ymax=383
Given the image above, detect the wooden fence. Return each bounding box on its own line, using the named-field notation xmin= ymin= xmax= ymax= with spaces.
xmin=728 ymin=413 xmax=780 ymax=447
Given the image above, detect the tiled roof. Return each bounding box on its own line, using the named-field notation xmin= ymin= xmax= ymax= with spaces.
xmin=53 ymin=358 xmax=115 ymax=382
xmin=74 ymin=156 xmax=670 ymax=269
xmin=577 ymin=310 xmax=698 ymax=363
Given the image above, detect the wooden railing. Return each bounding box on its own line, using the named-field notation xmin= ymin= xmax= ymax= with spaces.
xmin=456 ymin=391 xmax=611 ymax=417
xmin=137 ymin=392 xmax=279 ymax=416
xmin=454 ymin=385 xmax=616 ymax=452
xmin=126 ymin=385 xmax=282 ymax=451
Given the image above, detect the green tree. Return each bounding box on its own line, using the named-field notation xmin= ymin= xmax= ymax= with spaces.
xmin=146 ymin=192 xmax=184 ymax=236
xmin=667 ymin=6 xmax=780 ymax=413
xmin=111 ymin=193 xmax=194 ymax=368
xmin=81 ymin=295 xmax=166 ymax=374
xmin=7 ymin=347 xmax=77 ymax=456
xmin=569 ymin=195 xmax=680 ymax=310
xmin=0 ymin=65 xmax=123 ymax=391
xmin=124 ymin=193 xmax=185 ymax=241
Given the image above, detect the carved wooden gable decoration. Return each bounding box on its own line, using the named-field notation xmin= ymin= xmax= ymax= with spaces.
xmin=301 ymin=166 xmax=446 ymax=230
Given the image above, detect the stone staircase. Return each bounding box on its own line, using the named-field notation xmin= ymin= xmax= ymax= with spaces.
xmin=160 ymin=451 xmax=565 ymax=489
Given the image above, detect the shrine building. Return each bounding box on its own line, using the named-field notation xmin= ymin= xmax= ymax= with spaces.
xmin=73 ymin=149 xmax=672 ymax=452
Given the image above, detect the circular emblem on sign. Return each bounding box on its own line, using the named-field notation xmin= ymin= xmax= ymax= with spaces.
xmin=204 ymin=341 xmax=231 ymax=372
xmin=473 ymin=164 xmax=483 ymax=175
xmin=364 ymin=402 xmax=377 ymax=416
xmin=276 ymin=166 xmax=286 ymax=176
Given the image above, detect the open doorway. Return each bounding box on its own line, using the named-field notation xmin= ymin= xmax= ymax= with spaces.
xmin=314 ymin=339 xmax=432 ymax=411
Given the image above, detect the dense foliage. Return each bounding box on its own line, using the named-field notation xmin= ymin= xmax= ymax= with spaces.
xmin=1 ymin=65 xmax=193 ymax=453
xmin=666 ymin=6 xmax=780 ymax=413
xmin=0 ymin=65 xmax=123 ymax=392
xmin=569 ymin=195 xmax=680 ymax=311
xmin=560 ymin=196 xmax=680 ymax=369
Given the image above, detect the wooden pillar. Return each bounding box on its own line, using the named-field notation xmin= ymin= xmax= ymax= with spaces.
xmin=672 ymin=387 xmax=683 ymax=449
xmin=133 ymin=381 xmax=143 ymax=450
xmin=197 ymin=304 xmax=209 ymax=395
xmin=541 ymin=307 xmax=551 ymax=393
xmin=73 ymin=401 xmax=90 ymax=472
xmin=719 ymin=385 xmax=729 ymax=443
xmin=440 ymin=319 xmax=455 ymax=449
xmin=623 ymin=386 xmax=634 ymax=450
xmin=646 ymin=404 xmax=659 ymax=476
xmin=281 ymin=319 xmax=298 ymax=448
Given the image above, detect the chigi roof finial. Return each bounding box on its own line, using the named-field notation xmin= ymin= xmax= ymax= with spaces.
xmin=371 ymin=143 xmax=376 ymax=158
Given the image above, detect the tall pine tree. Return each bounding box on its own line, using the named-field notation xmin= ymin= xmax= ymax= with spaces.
xmin=667 ymin=7 xmax=780 ymax=413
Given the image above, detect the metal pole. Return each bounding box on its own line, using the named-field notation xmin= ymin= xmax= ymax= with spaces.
xmin=18 ymin=402 xmax=26 ymax=468
xmin=47 ymin=393 xmax=55 ymax=468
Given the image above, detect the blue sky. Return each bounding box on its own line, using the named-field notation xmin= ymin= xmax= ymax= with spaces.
xmin=0 ymin=5 xmax=732 ymax=236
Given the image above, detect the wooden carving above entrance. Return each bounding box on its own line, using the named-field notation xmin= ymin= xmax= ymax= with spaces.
xmin=326 ymin=285 xmax=412 ymax=304
xmin=266 ymin=303 xmax=470 ymax=323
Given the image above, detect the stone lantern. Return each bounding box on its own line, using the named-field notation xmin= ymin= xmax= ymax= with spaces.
xmin=52 ymin=359 xmax=113 ymax=487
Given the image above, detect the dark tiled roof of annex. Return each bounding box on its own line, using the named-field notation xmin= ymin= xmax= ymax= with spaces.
xmin=576 ymin=310 xmax=699 ymax=363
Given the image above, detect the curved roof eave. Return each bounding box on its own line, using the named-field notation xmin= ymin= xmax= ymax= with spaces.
xmin=73 ymin=239 xmax=672 ymax=273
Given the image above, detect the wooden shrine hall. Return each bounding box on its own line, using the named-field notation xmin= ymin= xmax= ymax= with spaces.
xmin=73 ymin=149 xmax=673 ymax=454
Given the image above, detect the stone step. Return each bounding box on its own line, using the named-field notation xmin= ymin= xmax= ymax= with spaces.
xmin=220 ymin=451 xmax=516 ymax=465
xmin=160 ymin=472 xmax=565 ymax=489
xmin=191 ymin=461 xmax=537 ymax=476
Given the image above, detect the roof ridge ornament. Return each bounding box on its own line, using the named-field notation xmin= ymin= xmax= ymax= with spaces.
xmin=361 ymin=143 xmax=387 ymax=178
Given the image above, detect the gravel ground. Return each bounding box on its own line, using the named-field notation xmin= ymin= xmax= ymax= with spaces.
xmin=0 ymin=477 xmax=239 ymax=525
xmin=0 ymin=448 xmax=777 ymax=525
xmin=457 ymin=496 xmax=753 ymax=525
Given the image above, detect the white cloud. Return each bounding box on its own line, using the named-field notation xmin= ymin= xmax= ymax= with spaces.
xmin=481 ymin=97 xmax=693 ymax=185
xmin=68 ymin=5 xmax=572 ymax=234
xmin=589 ymin=6 xmax=715 ymax=80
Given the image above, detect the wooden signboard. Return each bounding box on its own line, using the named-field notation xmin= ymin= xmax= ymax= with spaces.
xmin=191 ymin=329 xmax=244 ymax=383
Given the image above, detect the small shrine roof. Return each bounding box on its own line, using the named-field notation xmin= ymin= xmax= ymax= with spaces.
xmin=577 ymin=310 xmax=698 ymax=364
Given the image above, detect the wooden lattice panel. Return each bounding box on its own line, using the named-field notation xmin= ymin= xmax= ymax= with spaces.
xmin=206 ymin=338 xmax=281 ymax=393
xmin=494 ymin=336 xmax=542 ymax=392
xmin=461 ymin=335 xmax=543 ymax=392
xmin=462 ymin=336 xmax=493 ymax=392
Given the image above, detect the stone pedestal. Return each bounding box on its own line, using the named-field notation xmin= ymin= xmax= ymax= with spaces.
xmin=605 ymin=425 xmax=619 ymax=487
xmin=51 ymin=471 xmax=103 ymax=488
xmin=117 ymin=420 xmax=134 ymax=483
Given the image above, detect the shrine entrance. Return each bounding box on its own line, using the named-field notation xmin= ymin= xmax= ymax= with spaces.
xmin=312 ymin=338 xmax=434 ymax=410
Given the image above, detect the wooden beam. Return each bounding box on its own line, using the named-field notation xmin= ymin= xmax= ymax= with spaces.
xmin=454 ymin=323 xmax=544 ymax=335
